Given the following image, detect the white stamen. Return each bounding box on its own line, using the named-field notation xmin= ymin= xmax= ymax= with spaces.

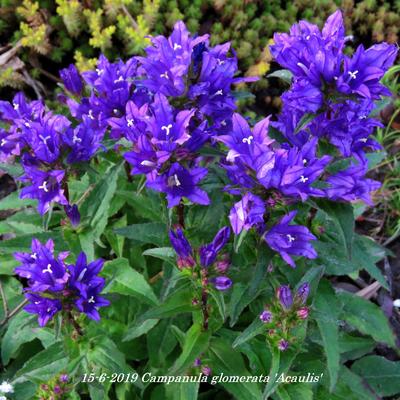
xmin=39 ymin=135 xmax=51 ymax=144
xmin=13 ymin=103 xmax=19 ymax=110
xmin=24 ymin=121 xmax=31 ymax=127
xmin=173 ymin=43 xmax=182 ymax=50
xmin=42 ymin=263 xmax=53 ymax=274
xmin=0 ymin=139 xmax=6 ymax=146
xmin=47 ymin=307 xmax=52 ymax=312
xmin=359 ymin=138 xmax=368 ymax=143
xmin=221 ymin=120 xmax=227 ymax=126
xmin=113 ymin=108 xmax=119 ymax=114
xmin=34 ymin=301 xmax=40 ymax=304
xmin=287 ymin=234 xmax=295 ymax=243
xmin=348 ymin=70 xmax=359 ymax=80
xmin=300 ymin=175 xmax=309 ymax=183
xmin=160 ymin=71 xmax=169 ymax=79
xmin=72 ymin=132 xmax=82 ymax=144
xmin=88 ymin=110 xmax=95 ymax=120
xmin=38 ymin=181 xmax=49 ymax=192
xmin=96 ymin=68 xmax=103 ymax=75
xmin=127 ymin=119 xmax=134 ymax=127
xmin=217 ymin=59 xmax=225 ymax=65
xmin=140 ymin=160 xmax=155 ymax=167
xmin=114 ymin=76 xmax=124 ymax=83
xmin=306 ymin=35 xmax=310 ymax=40
xmin=242 ymin=135 xmax=254 ymax=145
xmin=333 ymin=76 xmax=338 ymax=81
xmin=88 ymin=296 xmax=95 ymax=303
xmin=214 ymin=90 xmax=223 ymax=96
xmin=173 ymin=174 xmax=181 ymax=186
xmin=31 ymin=252 xmax=37 ymax=260
xmin=161 ymin=124 xmax=173 ymax=136
xmin=303 ymin=159 xmax=307 ymax=165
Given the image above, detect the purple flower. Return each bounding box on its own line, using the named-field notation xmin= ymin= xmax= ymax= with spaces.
xmin=211 ymin=226 xmax=231 ymax=253
xmin=264 ymin=211 xmax=317 ymax=268
xmin=0 ymin=129 xmax=21 ymax=162
xmin=24 ymin=294 xmax=62 ymax=327
xmin=337 ymin=43 xmax=398 ymax=99
xmin=147 ymin=163 xmax=209 ymax=208
xmin=19 ymin=167 xmax=68 ymax=215
xmin=259 ymin=310 xmax=272 ymax=323
xmin=297 ymin=307 xmax=309 ymax=319
xmin=277 ymin=285 xmax=293 ymax=310
xmin=74 ymin=280 xmax=110 ymax=321
xmin=60 ymin=64 xmax=83 ymax=95
xmin=59 ymin=374 xmax=69 ymax=383
xmin=212 ymin=276 xmax=232 ymax=291
xmin=326 ymin=162 xmax=381 ymax=205
xmin=68 ymin=252 xmax=105 ymax=292
xmin=229 ymin=193 xmax=265 ymax=235
xmin=169 ymin=228 xmax=195 ymax=268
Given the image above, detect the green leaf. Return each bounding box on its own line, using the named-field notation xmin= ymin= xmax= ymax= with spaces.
xmin=1 ymin=313 xmax=55 ymax=364
xmin=139 ymin=287 xmax=195 ymax=321
xmin=123 ymin=319 xmax=159 ymax=342
xmin=142 ymin=247 xmax=175 ymax=265
xmin=170 ymin=323 xmax=211 ymax=375
xmin=338 ymin=291 xmax=395 ymax=347
xmin=165 ymin=382 xmax=199 ymax=400
xmin=267 ymin=69 xmax=293 ymax=84
xmin=114 ymin=222 xmax=167 ymax=246
xmin=316 ymin=200 xmax=354 ymax=256
xmin=294 ymin=113 xmax=316 ymax=134
xmin=232 ymin=318 xmax=265 ymax=348
xmin=14 ymin=342 xmax=68 ymax=384
xmin=208 ymin=337 xmax=262 ymax=400
xmin=313 ymin=280 xmax=341 ymax=391
xmin=102 ymin=258 xmax=159 ymax=305
xmin=351 ymin=355 xmax=400 ymax=396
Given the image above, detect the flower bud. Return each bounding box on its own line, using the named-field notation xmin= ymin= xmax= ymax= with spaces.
xmin=213 ymin=276 xmax=232 ymax=291
xmin=215 ymin=256 xmax=230 ymax=273
xmin=297 ymin=307 xmax=309 ymax=319
xmin=202 ymin=366 xmax=212 ymax=376
xmin=296 ymin=283 xmax=310 ymax=304
xmin=277 ymin=285 xmax=293 ymax=309
xmin=194 ymin=358 xmax=201 ymax=367
xmin=259 ymin=310 xmax=272 ymax=323
xmin=278 ymin=339 xmax=289 ymax=351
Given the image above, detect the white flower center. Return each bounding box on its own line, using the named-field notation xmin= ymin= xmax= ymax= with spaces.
xmin=13 ymin=103 xmax=19 ymax=110
xmin=42 ymin=263 xmax=53 ymax=274
xmin=300 ymin=175 xmax=309 ymax=183
xmin=214 ymin=90 xmax=223 ymax=96
xmin=242 ymin=135 xmax=254 ymax=144
xmin=72 ymin=132 xmax=82 ymax=144
xmin=287 ymin=234 xmax=295 ymax=243
xmin=160 ymin=71 xmax=169 ymax=79
xmin=38 ymin=181 xmax=49 ymax=192
xmin=114 ymin=76 xmax=124 ymax=83
xmin=39 ymin=135 xmax=51 ymax=144
xmin=88 ymin=110 xmax=95 ymax=120
xmin=0 ymin=139 xmax=6 ymax=146
xmin=173 ymin=43 xmax=182 ymax=50
xmin=348 ymin=70 xmax=359 ymax=80
xmin=88 ymin=296 xmax=95 ymax=303
xmin=161 ymin=124 xmax=173 ymax=136
xmin=173 ymin=174 xmax=181 ymax=186
xmin=127 ymin=119 xmax=134 ymax=127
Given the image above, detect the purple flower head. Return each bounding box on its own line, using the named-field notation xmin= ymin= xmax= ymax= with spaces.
xmin=169 ymin=228 xmax=195 ymax=268
xmin=24 ymin=113 xmax=70 ymax=164
xmin=60 ymin=64 xmax=83 ymax=95
xmin=20 ymin=167 xmax=68 ymax=215
xmin=0 ymin=92 xmax=44 ymax=125
xmin=337 ymin=43 xmax=398 ymax=99
xmin=138 ymin=21 xmax=209 ymax=96
xmin=264 ymin=211 xmax=317 ymax=268
xmin=259 ymin=310 xmax=272 ymax=323
xmin=74 ymin=280 xmax=110 ymax=321
xmin=212 ymin=276 xmax=232 ymax=291
xmin=24 ymin=294 xmax=62 ymax=327
xmin=229 ymin=193 xmax=265 ymax=235
xmin=194 ymin=358 xmax=202 ymax=367
xmin=278 ymin=339 xmax=289 ymax=351
xmin=296 ymin=282 xmax=310 ymax=304
xmin=59 ymin=374 xmax=69 ymax=383
xmin=14 ymin=241 xmax=69 ymax=293
xmin=63 ymin=117 xmax=106 ymax=163
xmin=326 ymin=162 xmax=381 ymax=205
xmin=199 ymin=227 xmax=230 ymax=267
xmin=147 ymin=163 xmax=209 ymax=208
xmin=277 ymin=285 xmax=293 ymax=310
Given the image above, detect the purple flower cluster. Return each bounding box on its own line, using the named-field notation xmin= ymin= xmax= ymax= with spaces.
xmin=169 ymin=226 xmax=232 ymax=291
xmin=14 ymin=239 xmax=109 ymax=326
xmin=221 ymin=10 xmax=396 ymax=267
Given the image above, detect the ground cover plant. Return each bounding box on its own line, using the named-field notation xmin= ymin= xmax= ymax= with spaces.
xmin=0 ymin=8 xmax=400 ymax=400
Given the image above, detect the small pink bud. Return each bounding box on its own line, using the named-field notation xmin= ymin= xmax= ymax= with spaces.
xmin=297 ymin=307 xmax=309 ymax=319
